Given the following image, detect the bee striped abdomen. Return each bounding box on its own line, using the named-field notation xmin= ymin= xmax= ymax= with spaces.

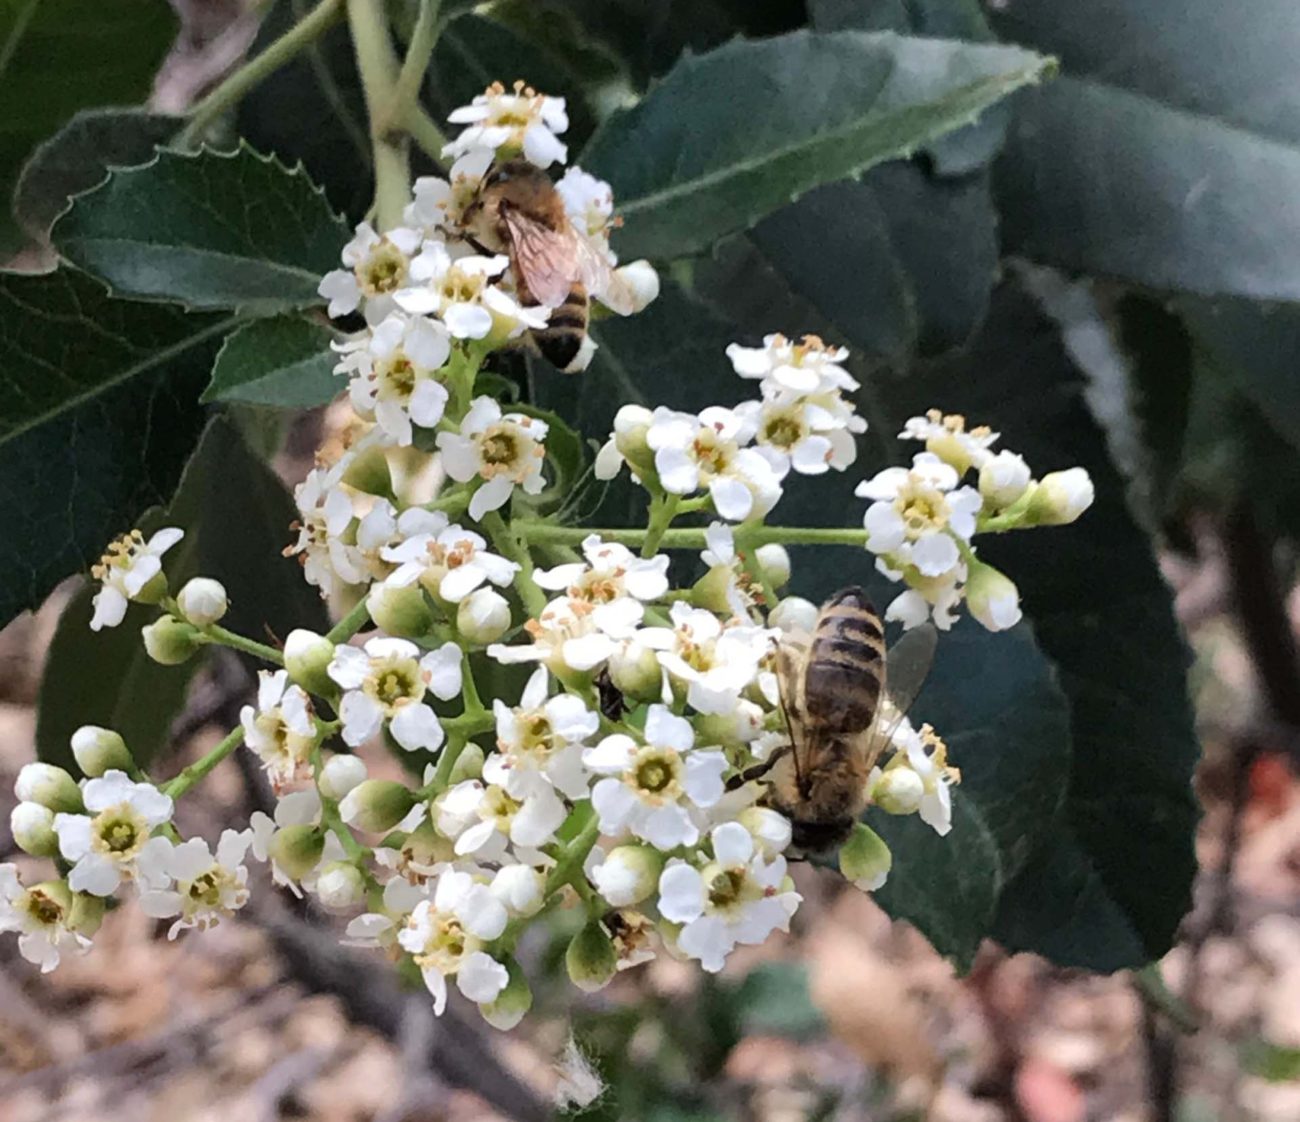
xmin=532 ymin=282 xmax=588 ymax=369
xmin=803 ymin=587 xmax=885 ymax=731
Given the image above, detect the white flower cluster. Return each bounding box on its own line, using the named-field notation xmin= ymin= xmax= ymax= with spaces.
xmin=13 ymin=81 xmax=1098 ymax=1028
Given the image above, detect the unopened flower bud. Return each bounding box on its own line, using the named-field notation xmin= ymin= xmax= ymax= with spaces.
xmin=71 ymin=726 xmax=133 ymax=777
xmin=566 ymin=918 xmax=618 ymax=993
xmin=590 ymin=845 xmax=663 ymax=907
xmin=754 ymin=543 xmax=791 ymax=589
xmin=978 ymin=450 xmax=1031 ymax=510
xmin=694 ymin=700 xmax=763 ymax=747
xmin=401 ymin=815 xmax=454 ymax=872
xmin=315 ymin=861 xmax=367 ymax=909
xmin=738 ymin=806 xmax=793 ymax=859
xmin=341 ymin=442 xmax=394 ymax=498
xmin=616 ymin=260 xmax=660 ymax=313
xmin=690 ymin=564 xmax=738 ymax=615
xmin=1025 ymin=467 xmax=1095 ymax=526
xmin=449 ymin=742 xmax=485 ymax=784
xmin=965 ymin=559 xmax=1022 ymax=632
xmin=268 ymin=824 xmax=326 ymax=881
xmin=339 ymin=779 xmax=417 ymax=833
xmin=491 ymin=864 xmax=544 ymax=916
xmin=611 ymin=404 xmax=655 ymax=478
xmin=15 ymin=763 xmax=83 ymax=813
xmin=176 ymin=577 xmax=228 ymax=627
xmin=607 ymin=640 xmax=661 ymax=702
xmin=69 ymin=890 xmax=106 ymax=935
xmin=319 ymin=754 xmax=368 ymax=800
xmin=872 ymin=766 xmax=925 ymax=815
xmin=367 ymin=582 xmax=434 ymax=639
xmin=11 ymin=802 xmax=58 ymax=857
xmin=479 ymin=957 xmax=533 ymax=1030
xmin=769 ymin=596 xmax=819 ymax=635
xmin=285 ymin=629 xmax=337 ymax=696
xmin=142 ymin=614 xmax=202 ymax=665
xmin=839 ymin=822 xmax=892 ymax=892
xmin=457 ymin=588 xmax=511 ymax=644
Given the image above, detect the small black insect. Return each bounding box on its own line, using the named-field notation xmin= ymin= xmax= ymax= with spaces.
xmin=593 ymin=668 xmax=627 ymax=722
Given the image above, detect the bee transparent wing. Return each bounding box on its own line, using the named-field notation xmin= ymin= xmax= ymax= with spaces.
xmin=775 ymin=634 xmax=811 ymax=790
xmin=501 ymin=208 xmax=579 ymax=308
xmin=574 ymin=235 xmax=635 ymax=315
xmin=863 ymin=622 xmax=938 ymax=769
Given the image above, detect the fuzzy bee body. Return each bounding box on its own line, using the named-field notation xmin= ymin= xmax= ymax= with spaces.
xmin=764 ymin=586 xmax=935 ymax=854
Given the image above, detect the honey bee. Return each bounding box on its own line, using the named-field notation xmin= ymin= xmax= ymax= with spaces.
xmin=463 ymin=159 xmax=636 ymax=370
xmin=738 ymin=587 xmax=937 ymax=853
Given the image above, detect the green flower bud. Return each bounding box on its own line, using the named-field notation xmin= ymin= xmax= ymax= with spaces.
xmin=366 ymin=582 xmax=434 ymax=639
xmin=612 ymin=404 xmax=656 ymax=479
xmin=839 ymin=822 xmax=892 ymax=892
xmin=449 ymin=742 xmax=485 ymax=784
xmin=70 ymin=725 xmax=134 ymax=778
xmin=314 ymin=861 xmax=367 ymax=910
xmin=607 ymin=641 xmax=661 ymax=702
xmin=341 ymin=442 xmax=394 ymax=498
xmin=965 ymin=559 xmax=1022 ymax=633
xmin=479 ymin=957 xmax=533 ymax=1031
xmin=176 ymin=577 xmax=229 ymax=627
xmin=1023 ymin=468 xmax=1095 ymax=526
xmin=754 ymin=543 xmax=791 ymax=589
xmin=134 ymin=570 xmax=170 ymax=606
xmin=457 ymin=588 xmax=512 ymax=644
xmin=10 ymin=802 xmax=59 ymax=857
xmin=142 ymin=615 xmax=202 ymax=665
xmin=590 ymin=845 xmax=663 ymax=907
xmin=339 ymin=780 xmax=417 ymax=833
xmin=318 ymin=754 xmax=368 ymax=800
xmin=69 ymin=891 xmax=106 ymax=936
xmin=284 ymin=629 xmax=337 ymax=697
xmin=15 ymin=763 xmax=83 ymax=813
xmin=401 ymin=815 xmax=454 ymax=871
xmin=872 ymin=767 xmax=924 ymax=815
xmin=690 ymin=565 xmax=738 ymax=615
xmin=268 ymin=825 xmax=326 ymax=881
xmin=566 ymin=918 xmax=618 ymax=993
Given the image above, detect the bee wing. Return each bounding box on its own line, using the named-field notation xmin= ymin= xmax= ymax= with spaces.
xmin=775 ymin=635 xmax=811 ymax=789
xmin=863 ymin=622 xmax=938 ymax=769
xmin=501 ymin=208 xmax=579 ymax=308
xmin=574 ymin=235 xmax=636 ymax=315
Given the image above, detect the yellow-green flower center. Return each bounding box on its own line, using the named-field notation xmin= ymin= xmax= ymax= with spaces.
xmin=364 ymin=656 xmax=425 ymax=711
xmin=91 ymin=804 xmax=148 ymax=860
xmin=24 ymin=888 xmax=65 ymax=927
xmin=630 ymin=745 xmax=683 ymax=803
xmin=359 ymin=241 xmax=409 ymax=296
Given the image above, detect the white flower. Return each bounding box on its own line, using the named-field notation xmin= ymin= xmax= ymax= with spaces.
xmin=89 ymin=527 xmax=183 ymax=631
xmin=583 ymin=705 xmax=728 ymax=849
xmin=883 ymin=574 xmax=966 ymax=632
xmin=657 ymin=823 xmax=799 ymax=973
xmin=0 ymin=867 xmax=92 ymax=972
xmin=437 ymin=397 xmax=549 ymax=521
xmin=395 ymin=241 xmax=546 ymax=339
xmin=288 ymin=459 xmax=367 ymax=597
xmin=240 ymin=670 xmax=316 ymax=790
xmin=490 ymin=863 xmax=545 ymax=917
xmin=647 ymin=406 xmax=781 ymax=522
xmin=136 ymin=829 xmax=253 ymax=938
xmin=319 ymin=754 xmax=368 ymax=800
xmin=380 ymin=520 xmax=518 ymax=603
xmin=965 ymin=560 xmax=1022 ymax=632
xmin=535 ymin=535 xmax=669 ymax=638
xmin=397 ymin=869 xmax=510 ymax=1014
xmin=888 ymin=719 xmax=960 ymax=836
xmin=899 ymin=409 xmax=999 ymax=473
xmin=488 ymin=596 xmax=615 ymax=674
xmin=328 ymin=638 xmax=461 ymax=751
xmin=444 ymin=80 xmax=569 ymax=168
xmin=53 ymin=771 xmax=174 ymax=896
xmin=344 ymin=873 xmax=430 ymax=948
xmin=435 ymin=769 xmax=567 ymax=861
xmin=556 ymin=167 xmax=615 ymax=242
xmin=640 ymin=601 xmax=774 ymax=714
xmin=726 ymin=334 xmax=856 ymax=396
xmin=492 ymin=667 xmax=598 ymax=800
xmin=856 ymin=452 xmax=981 ymax=578
xmin=979 ymin=450 xmax=1032 ymax=509
xmin=333 ymin=311 xmax=451 ymax=446
xmin=318 ymin=222 xmax=423 ymax=320
xmin=736 ymin=393 xmax=861 ymax=479
xmin=403 ymin=151 xmax=494 ymax=234
xmin=249 ymin=788 xmax=329 ymax=896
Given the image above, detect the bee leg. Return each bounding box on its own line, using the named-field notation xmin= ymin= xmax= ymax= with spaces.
xmin=724 ymin=745 xmax=790 ymax=792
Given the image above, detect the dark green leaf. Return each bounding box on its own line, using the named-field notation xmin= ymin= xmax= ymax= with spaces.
xmin=728 ymin=963 xmax=824 ymax=1037
xmin=0 ymin=0 xmax=176 ymax=253
xmin=581 ymin=29 xmax=1051 ymax=261
xmin=52 ymin=145 xmax=349 ymax=312
xmin=237 ymin=0 xmax=373 ymax=222
xmin=203 ymin=315 xmax=340 ymax=407
xmin=0 ymin=268 xmax=232 ymax=631
xmin=13 ymin=108 xmax=177 ymax=244
xmin=1240 ymin=1038 xmax=1300 ymax=1083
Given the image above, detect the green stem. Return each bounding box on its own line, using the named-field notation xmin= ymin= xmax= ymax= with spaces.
xmin=163 ymin=726 xmax=245 ymax=799
xmin=176 ymin=0 xmax=345 ymax=148
xmin=327 ymin=597 xmax=372 ymax=643
xmin=642 ymin=494 xmax=680 ymax=558
xmin=482 ymin=511 xmax=548 ymax=618
xmin=199 ymin=624 xmax=285 ymax=666
xmin=386 ymin=0 xmax=442 ymax=134
xmin=427 ymin=732 xmax=467 ymax=794
xmin=406 ymin=104 xmax=450 ymax=161
xmin=510 ymin=522 xmax=872 ymax=550
xmin=459 ymin=649 xmax=485 ymax=715
xmin=544 ymin=812 xmax=601 ymax=898
xmin=346 ymin=0 xmax=410 ymax=230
